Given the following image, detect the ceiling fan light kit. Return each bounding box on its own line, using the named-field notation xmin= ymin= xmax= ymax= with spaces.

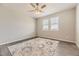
xmin=35 ymin=10 xmax=41 ymax=14
xmin=30 ymin=3 xmax=46 ymax=14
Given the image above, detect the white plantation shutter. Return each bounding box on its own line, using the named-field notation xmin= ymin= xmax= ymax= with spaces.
xmin=43 ymin=19 xmax=49 ymax=30
xmin=50 ymin=16 xmax=59 ymax=31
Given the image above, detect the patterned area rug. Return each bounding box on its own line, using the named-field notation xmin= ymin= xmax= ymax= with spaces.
xmin=8 ymin=38 xmax=59 ymax=56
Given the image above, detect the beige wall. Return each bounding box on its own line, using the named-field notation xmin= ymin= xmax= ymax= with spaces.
xmin=76 ymin=4 xmax=79 ymax=47
xmin=0 ymin=6 xmax=36 ymax=45
xmin=37 ymin=8 xmax=76 ymax=43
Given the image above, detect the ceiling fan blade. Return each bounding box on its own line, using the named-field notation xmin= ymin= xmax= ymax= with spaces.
xmin=38 ymin=10 xmax=43 ymax=12
xmin=41 ymin=5 xmax=46 ymax=9
xmin=36 ymin=3 xmax=39 ymax=6
xmin=30 ymin=3 xmax=35 ymax=8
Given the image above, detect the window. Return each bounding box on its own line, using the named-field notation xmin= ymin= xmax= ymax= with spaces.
xmin=43 ymin=19 xmax=49 ymax=30
xmin=42 ymin=16 xmax=59 ymax=31
xmin=50 ymin=17 xmax=59 ymax=31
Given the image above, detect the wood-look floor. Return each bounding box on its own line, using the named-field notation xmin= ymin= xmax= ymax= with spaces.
xmin=54 ymin=41 xmax=79 ymax=56
xmin=0 ymin=38 xmax=79 ymax=56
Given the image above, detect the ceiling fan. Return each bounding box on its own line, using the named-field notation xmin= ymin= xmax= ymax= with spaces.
xmin=29 ymin=3 xmax=46 ymax=14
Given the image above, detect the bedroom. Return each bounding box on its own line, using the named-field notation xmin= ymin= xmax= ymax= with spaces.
xmin=0 ymin=3 xmax=79 ymax=56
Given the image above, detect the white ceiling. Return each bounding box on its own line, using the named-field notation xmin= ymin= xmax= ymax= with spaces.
xmin=0 ymin=3 xmax=77 ymax=18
